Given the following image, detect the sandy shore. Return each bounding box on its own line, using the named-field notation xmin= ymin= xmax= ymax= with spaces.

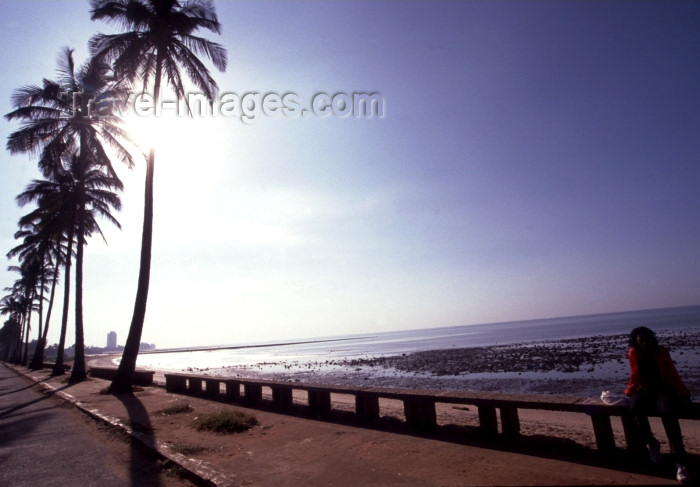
xmin=90 ymin=328 xmax=700 ymax=459
xmin=15 ymin=360 xmax=696 ymax=486
xmin=82 ymin=329 xmax=700 ymax=486
xmin=173 ymin=328 xmax=699 ymax=401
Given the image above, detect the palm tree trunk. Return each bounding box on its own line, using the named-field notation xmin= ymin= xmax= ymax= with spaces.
xmin=11 ymin=318 xmax=23 ymax=363
xmin=70 ymin=146 xmax=88 ymax=383
xmin=31 ymin=261 xmax=59 ymax=369
xmin=109 ymin=147 xmax=154 ymax=392
xmin=109 ymin=58 xmax=162 ymax=394
xmin=53 ymin=235 xmax=73 ymax=377
xmin=42 ymin=262 xmax=59 ymax=343
xmin=15 ymin=312 xmax=25 ymax=364
xmin=22 ymin=309 xmax=32 ymax=366
xmin=70 ymin=226 xmax=87 ymax=382
xmin=29 ymin=277 xmax=46 ymax=370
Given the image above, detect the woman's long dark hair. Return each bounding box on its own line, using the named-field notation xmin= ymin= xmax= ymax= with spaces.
xmin=629 ymin=326 xmax=658 ymax=349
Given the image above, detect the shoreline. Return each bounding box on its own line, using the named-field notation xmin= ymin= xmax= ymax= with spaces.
xmin=119 ymin=328 xmax=700 ymax=401
xmin=15 ymin=362 xmax=696 ymax=486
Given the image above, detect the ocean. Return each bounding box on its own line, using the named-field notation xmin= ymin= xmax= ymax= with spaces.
xmin=134 ymin=305 xmax=700 ymax=374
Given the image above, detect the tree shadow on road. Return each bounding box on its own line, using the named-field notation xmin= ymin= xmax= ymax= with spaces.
xmin=0 ymin=381 xmax=72 ymax=419
xmin=113 ymin=392 xmax=163 ymax=487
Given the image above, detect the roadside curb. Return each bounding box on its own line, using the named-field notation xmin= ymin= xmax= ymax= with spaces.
xmin=7 ymin=364 xmax=240 ymax=487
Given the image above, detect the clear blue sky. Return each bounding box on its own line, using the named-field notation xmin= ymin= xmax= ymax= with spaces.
xmin=1 ymin=1 xmax=699 ymax=349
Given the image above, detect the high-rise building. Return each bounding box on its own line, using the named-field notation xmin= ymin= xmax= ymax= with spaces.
xmin=107 ymin=331 xmax=117 ymax=350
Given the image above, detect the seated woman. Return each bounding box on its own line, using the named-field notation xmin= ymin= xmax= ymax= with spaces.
xmin=625 ymin=326 xmax=691 ymax=484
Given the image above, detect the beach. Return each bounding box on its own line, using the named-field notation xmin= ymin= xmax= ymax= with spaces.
xmin=53 ymin=327 xmax=700 ymax=484
xmin=117 ymin=327 xmax=700 ymax=457
xmin=82 ymin=342 xmax=700 ymax=486
xmin=167 ymin=328 xmax=700 ymax=401
xmin=10 ymin=359 xmax=696 ymax=486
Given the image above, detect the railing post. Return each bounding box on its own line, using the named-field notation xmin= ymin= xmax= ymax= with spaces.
xmin=356 ymin=394 xmax=380 ymax=422
xmin=165 ymin=374 xmax=187 ymax=393
xmin=591 ymin=414 xmax=616 ymax=452
xmin=188 ymin=378 xmax=202 ymax=395
xmin=500 ymin=406 xmax=520 ymax=437
xmin=308 ymin=390 xmax=332 ymax=417
xmin=404 ymin=399 xmax=437 ymax=430
xmin=225 ymin=380 xmax=240 ymax=401
xmin=478 ymin=406 xmax=498 ymax=437
xmin=272 ymin=387 xmax=293 ymax=409
xmin=244 ymin=383 xmax=263 ymax=404
xmin=205 ymin=379 xmax=220 ymax=397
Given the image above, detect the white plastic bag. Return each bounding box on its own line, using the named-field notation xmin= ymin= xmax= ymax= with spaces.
xmin=600 ymin=390 xmax=629 ymax=406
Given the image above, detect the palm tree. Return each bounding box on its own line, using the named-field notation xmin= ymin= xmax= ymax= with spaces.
xmin=8 ymin=220 xmax=64 ymax=370
xmin=90 ymin=0 xmax=227 ymax=393
xmin=5 ymin=48 xmax=133 ymax=381
xmin=0 ymin=293 xmax=28 ymax=363
xmin=0 ymin=297 xmax=24 ymax=362
xmin=13 ymin=154 xmax=123 ymax=378
xmin=16 ymin=175 xmax=79 ymax=376
xmin=2 ymin=269 xmax=39 ymax=365
xmin=0 ymin=317 xmax=22 ymax=362
xmin=68 ymin=149 xmax=123 ymax=381
xmin=7 ymin=248 xmax=52 ymax=367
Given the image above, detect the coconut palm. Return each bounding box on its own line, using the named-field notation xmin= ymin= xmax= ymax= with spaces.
xmin=6 ymin=243 xmax=53 ymax=368
xmin=0 ymin=292 xmax=28 ymax=363
xmin=68 ymin=149 xmax=123 ymax=381
xmin=2 ymin=268 xmax=40 ymax=365
xmin=15 ymin=175 xmax=79 ymax=376
xmin=5 ymin=48 xmax=133 ymax=381
xmin=0 ymin=316 xmax=22 ymax=362
xmin=90 ymin=0 xmax=227 ymax=392
xmin=0 ymin=296 xmax=24 ymax=362
xmin=8 ymin=219 xmax=65 ymax=370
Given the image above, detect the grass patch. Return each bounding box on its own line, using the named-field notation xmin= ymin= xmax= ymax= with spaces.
xmin=159 ymin=459 xmax=187 ymax=478
xmin=169 ymin=443 xmax=209 ymax=455
xmin=194 ymin=409 xmax=258 ymax=434
xmin=157 ymin=402 xmax=194 ymax=416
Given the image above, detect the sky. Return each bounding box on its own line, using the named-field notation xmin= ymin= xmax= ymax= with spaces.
xmin=1 ymin=1 xmax=699 ymax=350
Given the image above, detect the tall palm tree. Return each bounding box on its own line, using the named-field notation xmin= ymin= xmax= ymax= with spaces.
xmin=90 ymin=0 xmax=227 ymax=393
xmin=0 ymin=316 xmax=22 ymax=362
xmin=5 ymin=48 xmax=133 ymax=381
xmin=2 ymin=270 xmax=38 ymax=365
xmin=8 ymin=250 xmax=52 ymax=367
xmin=69 ymin=149 xmax=123 ymax=381
xmin=0 ymin=296 xmax=24 ymax=362
xmin=8 ymin=220 xmax=63 ymax=370
xmin=16 ymin=175 xmax=80 ymax=376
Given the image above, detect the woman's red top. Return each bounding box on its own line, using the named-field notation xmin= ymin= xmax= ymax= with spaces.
xmin=625 ymin=345 xmax=690 ymax=397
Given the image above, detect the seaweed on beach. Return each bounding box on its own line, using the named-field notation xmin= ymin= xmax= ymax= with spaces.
xmin=191 ymin=328 xmax=700 ymax=399
xmin=342 ymin=330 xmax=699 ymax=377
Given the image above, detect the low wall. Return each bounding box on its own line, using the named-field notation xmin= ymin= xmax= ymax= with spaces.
xmin=162 ymin=371 xmax=700 ymax=454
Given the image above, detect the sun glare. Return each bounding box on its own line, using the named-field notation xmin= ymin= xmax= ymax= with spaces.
xmin=119 ymin=103 xmax=308 ymax=250
xmin=124 ymin=112 xmax=178 ymax=153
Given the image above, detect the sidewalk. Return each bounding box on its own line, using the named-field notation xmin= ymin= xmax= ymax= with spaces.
xmin=5 ymin=363 xmax=686 ymax=486
xmin=0 ymin=363 xmax=192 ymax=486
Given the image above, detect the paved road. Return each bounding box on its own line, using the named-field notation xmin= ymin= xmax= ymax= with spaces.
xmin=0 ymin=364 xmax=169 ymax=487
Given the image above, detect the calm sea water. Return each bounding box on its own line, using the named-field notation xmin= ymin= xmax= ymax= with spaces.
xmin=135 ymin=305 xmax=700 ymax=372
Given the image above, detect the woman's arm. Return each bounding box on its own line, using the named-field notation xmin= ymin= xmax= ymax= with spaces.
xmin=625 ymin=347 xmax=640 ymax=396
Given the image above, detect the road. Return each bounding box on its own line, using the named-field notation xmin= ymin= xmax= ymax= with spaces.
xmin=0 ymin=363 xmax=194 ymax=487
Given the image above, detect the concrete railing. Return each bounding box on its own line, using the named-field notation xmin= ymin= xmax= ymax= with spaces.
xmin=89 ymin=366 xmax=155 ymax=386
xmin=162 ymin=372 xmax=700 ymax=453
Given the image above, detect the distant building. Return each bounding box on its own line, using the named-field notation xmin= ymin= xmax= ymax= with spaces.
xmin=107 ymin=331 xmax=117 ymax=350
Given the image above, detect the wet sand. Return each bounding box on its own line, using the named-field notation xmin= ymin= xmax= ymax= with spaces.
xmin=185 ymin=329 xmax=700 ymax=401
xmin=85 ymin=328 xmax=700 ymax=480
